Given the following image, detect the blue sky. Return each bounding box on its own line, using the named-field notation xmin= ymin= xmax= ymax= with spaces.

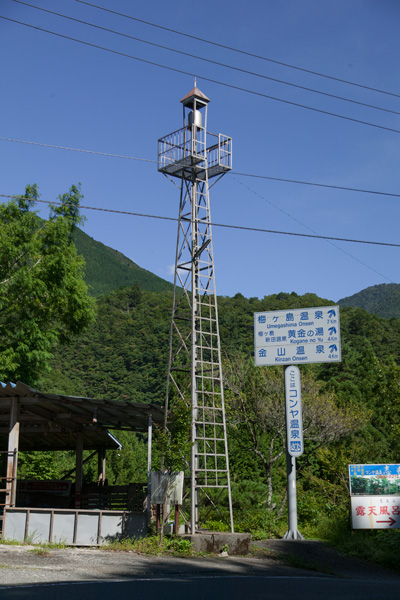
xmin=1 ymin=0 xmax=399 ymax=302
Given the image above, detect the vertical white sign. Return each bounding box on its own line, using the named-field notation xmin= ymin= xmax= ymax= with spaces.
xmin=285 ymin=366 xmax=303 ymax=457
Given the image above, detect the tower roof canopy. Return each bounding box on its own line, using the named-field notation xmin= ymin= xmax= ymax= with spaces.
xmin=181 ymin=86 xmax=210 ymax=109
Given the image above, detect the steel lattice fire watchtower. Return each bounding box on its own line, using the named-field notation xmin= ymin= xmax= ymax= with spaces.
xmin=158 ymin=85 xmax=233 ymax=533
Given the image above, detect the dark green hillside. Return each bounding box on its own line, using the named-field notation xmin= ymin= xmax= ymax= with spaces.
xmin=72 ymin=227 xmax=173 ymax=297
xmin=42 ymin=287 xmax=400 ymax=402
xmin=43 ymin=290 xmax=337 ymax=401
xmin=42 ymin=285 xmax=172 ymax=403
xmin=339 ymin=283 xmax=400 ymax=319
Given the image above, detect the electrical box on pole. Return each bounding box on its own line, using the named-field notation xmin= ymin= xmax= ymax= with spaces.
xmin=158 ymin=85 xmax=233 ymax=534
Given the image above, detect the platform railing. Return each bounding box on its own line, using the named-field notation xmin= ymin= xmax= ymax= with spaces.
xmin=158 ymin=128 xmax=231 ymax=179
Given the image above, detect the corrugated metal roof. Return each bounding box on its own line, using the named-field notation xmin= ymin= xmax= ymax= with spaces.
xmin=0 ymin=381 xmax=164 ymax=451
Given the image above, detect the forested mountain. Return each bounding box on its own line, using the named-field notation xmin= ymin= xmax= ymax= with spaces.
xmin=338 ymin=283 xmax=400 ymax=319
xmin=32 ymin=217 xmax=400 ymax=539
xmin=42 ymin=287 xmax=400 ymax=402
xmin=38 ymin=285 xmax=400 ymax=538
xmin=11 ymin=192 xmax=400 ymax=542
xmin=72 ymin=227 xmax=173 ymax=297
xmin=43 ymin=285 xmax=171 ymax=402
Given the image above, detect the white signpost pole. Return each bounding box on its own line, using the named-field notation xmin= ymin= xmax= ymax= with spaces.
xmin=283 ymin=365 xmax=304 ymax=540
xmin=254 ymin=306 xmax=341 ymax=540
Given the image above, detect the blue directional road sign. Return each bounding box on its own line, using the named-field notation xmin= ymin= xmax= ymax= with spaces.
xmin=254 ymin=306 xmax=341 ymax=366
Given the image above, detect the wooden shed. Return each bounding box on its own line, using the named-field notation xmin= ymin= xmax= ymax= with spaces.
xmin=0 ymin=381 xmax=164 ymax=545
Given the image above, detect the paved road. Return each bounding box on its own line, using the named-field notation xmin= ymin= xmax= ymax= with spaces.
xmin=1 ymin=574 xmax=399 ymax=599
xmin=0 ymin=542 xmax=398 ymax=599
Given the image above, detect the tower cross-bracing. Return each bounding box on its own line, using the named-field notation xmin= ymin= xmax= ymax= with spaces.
xmin=158 ymin=86 xmax=233 ymax=533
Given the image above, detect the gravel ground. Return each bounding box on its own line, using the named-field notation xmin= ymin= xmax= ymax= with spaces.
xmin=0 ymin=540 xmax=399 ymax=588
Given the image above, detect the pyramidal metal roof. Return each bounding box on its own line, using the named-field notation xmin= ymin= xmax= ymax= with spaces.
xmin=181 ymin=86 xmax=210 ymax=106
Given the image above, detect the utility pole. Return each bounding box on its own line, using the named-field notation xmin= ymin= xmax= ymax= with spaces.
xmin=158 ymin=84 xmax=233 ymax=533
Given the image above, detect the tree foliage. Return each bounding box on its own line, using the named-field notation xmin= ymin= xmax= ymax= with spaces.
xmin=0 ymin=184 xmax=95 ymax=384
xmin=35 ymin=279 xmax=400 ymax=534
xmin=44 ymin=285 xmax=171 ymax=401
xmin=339 ymin=283 xmax=400 ymax=319
xmin=72 ymin=227 xmax=174 ymax=298
xmin=224 ymin=356 xmax=366 ymax=513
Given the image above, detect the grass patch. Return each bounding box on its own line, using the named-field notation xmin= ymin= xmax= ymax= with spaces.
xmin=315 ymin=516 xmax=400 ymax=573
xmin=41 ymin=541 xmax=69 ymax=550
xmin=28 ymin=547 xmax=50 ymax=557
xmin=233 ymin=511 xmax=287 ymax=540
xmin=0 ymin=538 xmax=68 ymax=550
xmin=0 ymin=539 xmax=24 ymax=546
xmin=102 ymin=535 xmax=194 ymax=557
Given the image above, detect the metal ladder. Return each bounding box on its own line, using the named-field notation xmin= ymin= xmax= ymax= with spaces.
xmin=165 ymin=172 xmax=233 ymax=533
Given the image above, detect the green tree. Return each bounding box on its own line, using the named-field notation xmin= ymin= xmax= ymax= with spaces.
xmin=0 ymin=184 xmax=95 ymax=384
xmin=368 ymin=356 xmax=400 ymax=461
xmin=106 ymin=431 xmax=149 ymax=484
xmin=223 ymin=356 xmax=365 ymax=514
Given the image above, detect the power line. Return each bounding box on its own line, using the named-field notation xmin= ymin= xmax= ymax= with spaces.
xmin=233 ymin=176 xmax=394 ymax=284
xmin=0 ymin=136 xmax=154 ymax=162
xmin=74 ymin=0 xmax=400 ymax=100
xmin=2 ymin=15 xmax=400 ymax=136
xmin=1 ymin=136 xmax=400 ymax=200
xmin=0 ymin=139 xmax=394 ymax=282
xmin=2 ymin=7 xmax=396 ymax=283
xmin=9 ymin=0 xmax=400 ymax=118
xmin=1 ymin=193 xmax=399 ymax=248
xmin=232 ymin=171 xmax=400 ymax=199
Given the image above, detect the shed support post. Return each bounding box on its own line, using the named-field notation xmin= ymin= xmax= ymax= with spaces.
xmin=1 ymin=451 xmax=7 ymax=483
xmin=75 ymin=432 xmax=84 ymax=508
xmin=6 ymin=398 xmax=20 ymax=508
xmin=147 ymin=415 xmax=152 ymax=526
xmin=97 ymin=448 xmax=106 ymax=485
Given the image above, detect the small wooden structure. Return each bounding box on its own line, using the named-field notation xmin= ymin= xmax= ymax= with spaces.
xmin=0 ymin=381 xmax=163 ymax=544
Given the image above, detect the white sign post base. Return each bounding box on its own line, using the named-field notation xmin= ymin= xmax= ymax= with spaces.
xmin=283 ymin=452 xmax=304 ymax=540
xmin=283 ymin=366 xmax=304 ymax=540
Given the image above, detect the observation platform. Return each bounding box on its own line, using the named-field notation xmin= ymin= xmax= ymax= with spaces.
xmin=158 ymin=127 xmax=232 ymax=180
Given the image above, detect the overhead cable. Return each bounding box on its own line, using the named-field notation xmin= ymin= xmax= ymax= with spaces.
xmin=2 ymin=15 xmax=400 ymax=136
xmin=233 ymin=175 xmax=394 ymax=283
xmin=0 ymin=137 xmax=154 ymax=162
xmin=9 ymin=0 xmax=400 ymax=117
xmin=1 ymin=194 xmax=399 ymax=248
xmin=74 ymin=0 xmax=400 ymax=100
xmin=1 ymin=136 xmax=394 ymax=280
xmin=232 ymin=171 xmax=400 ymax=199
xmin=1 ymin=136 xmax=400 ymax=200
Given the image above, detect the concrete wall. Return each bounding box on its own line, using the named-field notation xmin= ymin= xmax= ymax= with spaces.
xmin=3 ymin=508 xmax=147 ymax=546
